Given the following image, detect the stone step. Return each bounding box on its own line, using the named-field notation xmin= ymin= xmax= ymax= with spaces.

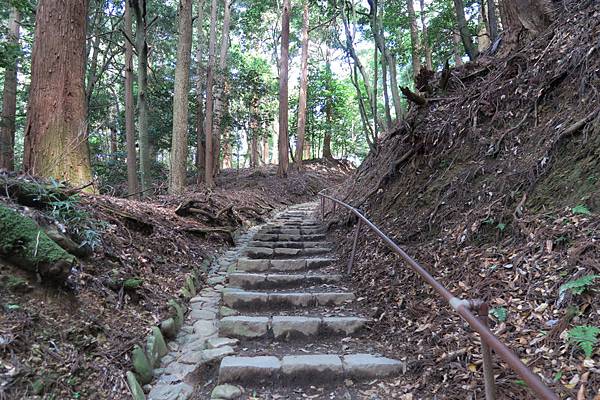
xmin=245 ymin=246 xmax=331 ymax=259
xmin=222 ymin=290 xmax=355 ymax=310
xmin=253 ymin=233 xmax=326 ymax=242
xmin=218 ymin=354 xmax=403 ymax=385
xmin=229 ymin=272 xmax=342 ymax=289
xmin=235 ymin=257 xmax=334 ymax=273
xmin=219 ymin=316 xmax=367 ymax=339
xmin=260 ymin=228 xmax=325 ymax=235
xmin=248 ymin=241 xmax=331 ymax=249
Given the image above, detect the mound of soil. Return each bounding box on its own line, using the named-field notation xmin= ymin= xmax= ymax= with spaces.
xmin=329 ymin=2 xmax=600 ymax=399
xmin=0 ymin=160 xmax=348 ymax=399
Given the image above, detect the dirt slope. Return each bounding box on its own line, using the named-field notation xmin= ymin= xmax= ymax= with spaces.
xmin=329 ymin=3 xmax=600 ymax=399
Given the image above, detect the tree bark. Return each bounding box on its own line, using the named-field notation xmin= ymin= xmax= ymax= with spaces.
xmin=249 ymin=96 xmax=259 ymax=168
xmin=294 ymin=0 xmax=309 ymax=171
xmin=453 ymin=0 xmax=478 ymax=61
xmin=499 ymin=0 xmax=553 ymax=48
xmin=277 ymin=0 xmax=291 ymax=177
xmin=453 ymin=30 xmax=464 ymax=66
xmin=419 ymin=0 xmax=433 ymax=71
xmin=381 ymin=43 xmax=392 ymax=130
xmin=487 ymin=0 xmax=499 ymax=44
xmin=169 ymin=0 xmax=193 ymax=195
xmin=406 ymin=0 xmax=421 ymax=79
xmin=124 ymin=0 xmax=138 ymax=196
xmin=478 ymin=1 xmax=491 ymax=52
xmin=388 ymin=55 xmax=403 ymax=121
xmin=195 ymin=0 xmax=206 ymax=183
xmin=212 ymin=0 xmax=233 ymax=176
xmin=23 ymin=0 xmax=92 ymax=187
xmin=130 ymin=0 xmax=151 ymax=194
xmin=203 ymin=0 xmax=218 ymax=187
xmin=0 ymin=6 xmax=20 ymax=171
xmin=323 ymin=91 xmax=333 ymax=159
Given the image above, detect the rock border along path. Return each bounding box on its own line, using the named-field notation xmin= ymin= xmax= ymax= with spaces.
xmin=147 ymin=202 xmax=404 ymax=400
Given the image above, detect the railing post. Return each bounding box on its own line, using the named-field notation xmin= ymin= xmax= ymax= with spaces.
xmin=477 ymin=302 xmax=496 ymax=400
xmin=347 ymin=218 xmax=362 ymax=275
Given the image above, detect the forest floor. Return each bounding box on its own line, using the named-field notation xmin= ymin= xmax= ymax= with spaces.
xmin=0 ymin=159 xmax=350 ymax=400
xmin=327 ymin=2 xmax=600 ymax=399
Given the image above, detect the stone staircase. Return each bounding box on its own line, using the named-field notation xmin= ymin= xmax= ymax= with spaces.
xmin=216 ymin=203 xmax=403 ymax=388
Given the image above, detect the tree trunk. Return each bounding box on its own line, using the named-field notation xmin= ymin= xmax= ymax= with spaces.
xmin=453 ymin=30 xmax=464 ymax=66
xmin=277 ymin=0 xmax=291 ymax=177
xmin=487 ymin=0 xmax=499 ymax=44
xmin=294 ymin=0 xmax=309 ymax=171
xmin=23 ymin=0 xmax=92 ymax=187
xmin=203 ymin=0 xmax=218 ymax=187
xmin=0 ymin=6 xmax=20 ymax=171
xmin=406 ymin=0 xmax=421 ymax=79
xmin=131 ymin=0 xmax=151 ymax=194
xmin=381 ymin=46 xmax=392 ymax=130
xmin=123 ymin=1 xmax=138 ymax=196
xmin=212 ymin=0 xmax=232 ymax=177
xmin=169 ymin=0 xmax=193 ymax=195
xmin=478 ymin=1 xmax=491 ymax=52
xmin=388 ymin=55 xmax=403 ymax=121
xmin=499 ymin=0 xmax=553 ymax=48
xmin=419 ymin=0 xmax=433 ymax=71
xmin=453 ymin=0 xmax=478 ymax=61
xmin=195 ymin=0 xmax=206 ymax=183
xmin=262 ymin=135 xmax=269 ymax=164
xmin=221 ymin=125 xmax=232 ymax=169
xmin=323 ymin=95 xmax=333 ymax=159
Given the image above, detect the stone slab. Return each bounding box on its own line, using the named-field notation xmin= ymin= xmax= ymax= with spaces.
xmin=219 ymin=316 xmax=269 ymax=338
xmin=280 ymin=355 xmax=343 ymax=383
xmin=222 ymin=291 xmax=268 ymax=309
xmin=322 ymin=317 xmax=367 ymax=335
xmin=272 ymin=316 xmax=321 ymax=339
xmin=342 ymin=354 xmax=404 ymax=379
xmin=219 ymin=356 xmax=281 ymax=384
xmin=315 ymin=292 xmax=355 ymax=306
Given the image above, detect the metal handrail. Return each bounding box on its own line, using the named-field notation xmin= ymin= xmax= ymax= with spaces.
xmin=318 ymin=191 xmax=559 ymax=400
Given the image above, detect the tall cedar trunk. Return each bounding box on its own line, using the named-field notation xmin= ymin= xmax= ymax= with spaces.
xmin=262 ymin=136 xmax=269 ymax=164
xmin=487 ymin=0 xmax=499 ymax=43
xmin=294 ymin=0 xmax=309 ymax=171
xmin=23 ymin=0 xmax=92 ymax=187
xmin=221 ymin=124 xmax=232 ymax=169
xmin=203 ymin=0 xmax=218 ymax=187
xmin=381 ymin=53 xmax=392 ymax=130
xmin=169 ymin=0 xmax=193 ymax=194
xmin=453 ymin=0 xmax=478 ymax=61
xmin=388 ymin=55 xmax=403 ymax=120
xmin=323 ymin=93 xmax=333 ymax=159
xmin=372 ymin=16 xmax=379 ymax=143
xmin=419 ymin=0 xmax=433 ymax=70
xmin=478 ymin=1 xmax=491 ymax=51
xmin=277 ymin=0 xmax=291 ymax=177
xmin=124 ymin=1 xmax=138 ymax=196
xmin=249 ymin=97 xmax=258 ymax=168
xmin=212 ymin=0 xmax=232 ymax=176
xmin=0 ymin=7 xmax=20 ymax=171
xmin=131 ymin=0 xmax=151 ymax=194
xmin=406 ymin=0 xmax=421 ymax=79
xmin=195 ymin=0 xmax=206 ymax=183
xmin=499 ymin=0 xmax=553 ymax=48
xmin=453 ymin=30 xmax=464 ymax=66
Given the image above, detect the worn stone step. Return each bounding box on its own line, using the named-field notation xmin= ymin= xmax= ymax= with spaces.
xmin=248 ymin=241 xmax=331 ymax=249
xmin=222 ymin=290 xmax=355 ymax=310
xmin=245 ymin=246 xmax=331 ymax=259
xmin=229 ymin=272 xmax=342 ymax=289
xmin=219 ymin=315 xmax=367 ymax=339
xmin=253 ymin=233 xmax=326 ymax=242
xmin=260 ymin=228 xmax=325 ymax=235
xmin=235 ymin=258 xmax=334 ymax=272
xmin=219 ymin=354 xmax=403 ymax=385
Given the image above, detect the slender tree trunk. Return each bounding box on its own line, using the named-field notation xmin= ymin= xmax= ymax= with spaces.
xmin=388 ymin=55 xmax=403 ymax=120
xmin=131 ymin=0 xmax=151 ymax=194
xmin=249 ymin=98 xmax=258 ymax=168
xmin=419 ymin=0 xmax=433 ymax=71
xmin=487 ymin=0 xmax=499 ymax=43
xmin=169 ymin=0 xmax=193 ymax=194
xmin=0 ymin=7 xmax=20 ymax=171
xmin=323 ymin=96 xmax=333 ymax=159
xmin=277 ymin=0 xmax=291 ymax=177
xmin=407 ymin=0 xmax=421 ymax=78
xmin=453 ymin=0 xmax=478 ymax=61
xmin=124 ymin=1 xmax=138 ymax=196
xmin=212 ymin=0 xmax=232 ymax=176
xmin=478 ymin=1 xmax=491 ymax=51
xmin=203 ymin=0 xmax=218 ymax=187
xmin=262 ymin=135 xmax=269 ymax=164
xmin=381 ymin=46 xmax=392 ymax=130
xmin=195 ymin=0 xmax=206 ymax=183
xmin=294 ymin=0 xmax=309 ymax=171
xmin=23 ymin=0 xmax=92 ymax=186
xmin=453 ymin=30 xmax=464 ymax=66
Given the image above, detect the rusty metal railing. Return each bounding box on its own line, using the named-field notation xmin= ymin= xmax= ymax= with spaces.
xmin=318 ymin=192 xmax=559 ymax=400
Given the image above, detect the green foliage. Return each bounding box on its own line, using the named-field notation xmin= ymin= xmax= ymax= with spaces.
xmin=572 ymin=204 xmax=592 ymax=215
xmin=568 ymin=325 xmax=599 ymax=358
xmin=496 ymin=222 xmax=506 ymax=232
xmin=490 ymin=307 xmax=507 ymax=322
xmin=559 ymin=275 xmax=599 ymax=295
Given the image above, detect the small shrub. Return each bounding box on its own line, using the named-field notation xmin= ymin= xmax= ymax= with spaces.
xmin=559 ymin=275 xmax=599 ymax=295
xmin=572 ymin=204 xmax=591 ymax=215
xmin=490 ymin=307 xmax=507 ymax=322
xmin=568 ymin=325 xmax=599 ymax=358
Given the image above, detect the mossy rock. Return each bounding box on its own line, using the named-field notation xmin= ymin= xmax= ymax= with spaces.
xmin=180 ymin=286 xmax=192 ymax=299
xmin=123 ymin=278 xmax=143 ymax=289
xmin=185 ymin=275 xmax=196 ymax=296
xmin=126 ymin=371 xmax=146 ymax=400
xmin=131 ymin=345 xmax=153 ymax=384
xmin=146 ymin=335 xmax=159 ymax=368
xmin=151 ymin=326 xmax=168 ymax=357
xmin=160 ymin=317 xmax=177 ymax=338
xmin=3 ymin=275 xmax=31 ymax=292
xmin=168 ymin=299 xmax=184 ymax=330
xmin=0 ymin=204 xmax=76 ymax=281
xmin=31 ymin=378 xmax=44 ymax=395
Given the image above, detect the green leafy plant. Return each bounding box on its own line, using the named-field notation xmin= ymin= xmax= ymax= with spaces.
xmin=559 ymin=275 xmax=599 ymax=295
xmin=572 ymin=204 xmax=592 ymax=215
xmin=568 ymin=325 xmax=599 ymax=358
xmin=496 ymin=223 xmax=506 ymax=232
xmin=490 ymin=307 xmax=507 ymax=322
